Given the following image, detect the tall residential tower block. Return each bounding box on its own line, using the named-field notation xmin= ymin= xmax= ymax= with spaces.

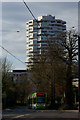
xmin=26 ymin=15 xmax=66 ymax=65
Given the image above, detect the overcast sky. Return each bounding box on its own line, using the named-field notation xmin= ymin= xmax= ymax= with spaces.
xmin=2 ymin=2 xmax=78 ymax=70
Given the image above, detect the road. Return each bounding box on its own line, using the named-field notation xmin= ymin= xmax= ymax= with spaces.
xmin=2 ymin=106 xmax=80 ymax=120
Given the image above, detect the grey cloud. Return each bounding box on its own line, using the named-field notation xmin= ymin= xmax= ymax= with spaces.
xmin=2 ymin=2 xmax=32 ymax=22
xmin=2 ymin=2 xmax=78 ymax=30
xmin=2 ymin=2 xmax=78 ymax=69
xmin=3 ymin=32 xmax=26 ymax=56
xmin=2 ymin=0 xmax=79 ymax=2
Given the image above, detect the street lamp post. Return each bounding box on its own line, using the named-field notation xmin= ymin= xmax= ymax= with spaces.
xmin=73 ymin=34 xmax=80 ymax=112
xmin=78 ymin=35 xmax=80 ymax=112
xmin=78 ymin=1 xmax=80 ymax=112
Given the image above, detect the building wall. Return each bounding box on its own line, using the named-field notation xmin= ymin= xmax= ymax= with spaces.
xmin=13 ymin=70 xmax=27 ymax=83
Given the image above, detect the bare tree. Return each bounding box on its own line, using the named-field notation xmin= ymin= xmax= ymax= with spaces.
xmin=15 ymin=73 xmax=32 ymax=104
xmin=56 ymin=29 xmax=78 ymax=109
xmin=2 ymin=57 xmax=16 ymax=108
xmin=29 ymin=42 xmax=66 ymax=108
xmin=28 ymin=29 xmax=78 ymax=109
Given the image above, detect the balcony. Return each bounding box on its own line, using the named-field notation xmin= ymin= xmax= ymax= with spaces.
xmin=29 ymin=35 xmax=33 ymax=38
xmin=29 ymin=20 xmax=33 ymax=25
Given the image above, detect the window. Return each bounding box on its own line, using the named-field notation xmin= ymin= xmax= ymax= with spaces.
xmin=41 ymin=44 xmax=46 ymax=47
xmin=29 ymin=48 xmax=32 ymax=50
xmin=34 ymin=28 xmax=37 ymax=30
xmin=29 ymin=28 xmax=32 ymax=30
xmin=29 ymin=45 xmax=33 ymax=47
xmin=33 ymin=98 xmax=36 ymax=104
xmin=37 ymin=97 xmax=45 ymax=103
xmin=37 ymin=34 xmax=41 ymax=36
xmin=29 ymin=21 xmax=32 ymax=23
xmin=51 ymin=21 xmax=55 ymax=23
xmin=33 ymin=34 xmax=37 ymax=37
xmin=37 ymin=41 xmax=47 ymax=43
xmin=33 ymin=41 xmax=37 ymax=44
xmin=57 ymin=21 xmax=61 ymax=23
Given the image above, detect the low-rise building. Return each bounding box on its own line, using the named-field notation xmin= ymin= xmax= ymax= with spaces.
xmin=13 ymin=70 xmax=27 ymax=83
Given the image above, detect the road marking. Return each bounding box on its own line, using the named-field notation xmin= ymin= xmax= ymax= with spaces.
xmin=25 ymin=114 xmax=30 ymax=116
xmin=13 ymin=114 xmax=30 ymax=119
xmin=13 ymin=115 xmax=24 ymax=118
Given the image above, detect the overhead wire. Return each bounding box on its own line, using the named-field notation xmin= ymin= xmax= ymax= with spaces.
xmin=23 ymin=0 xmax=37 ymax=21
xmin=22 ymin=0 xmax=54 ymax=43
xmin=22 ymin=0 xmax=67 ymax=65
xmin=2 ymin=1 xmax=78 ymax=66
xmin=1 ymin=1 xmax=37 ymax=66
xmin=0 ymin=45 xmax=25 ymax=65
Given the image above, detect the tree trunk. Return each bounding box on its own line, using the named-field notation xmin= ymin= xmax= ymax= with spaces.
xmin=50 ymin=80 xmax=55 ymax=109
xmin=65 ymin=64 xmax=74 ymax=109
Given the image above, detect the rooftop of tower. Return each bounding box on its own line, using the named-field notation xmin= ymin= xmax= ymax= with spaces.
xmin=26 ymin=15 xmax=66 ymax=24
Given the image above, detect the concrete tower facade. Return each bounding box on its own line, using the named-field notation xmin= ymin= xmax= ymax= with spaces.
xmin=26 ymin=15 xmax=66 ymax=65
